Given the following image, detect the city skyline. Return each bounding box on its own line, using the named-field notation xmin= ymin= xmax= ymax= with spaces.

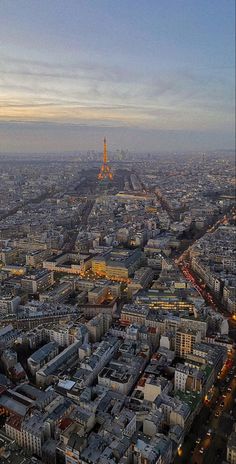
xmin=0 ymin=0 xmax=235 ymax=153
xmin=0 ymin=145 xmax=235 ymax=464
xmin=0 ymin=3 xmax=235 ymax=462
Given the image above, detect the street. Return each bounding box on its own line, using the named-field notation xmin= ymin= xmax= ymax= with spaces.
xmin=174 ymin=352 xmax=236 ymax=463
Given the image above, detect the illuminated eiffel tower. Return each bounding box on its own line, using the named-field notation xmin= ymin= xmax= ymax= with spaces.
xmin=97 ymin=137 xmax=113 ymax=181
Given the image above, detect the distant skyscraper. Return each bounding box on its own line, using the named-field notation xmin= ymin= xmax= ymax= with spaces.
xmin=98 ymin=137 xmax=113 ymax=181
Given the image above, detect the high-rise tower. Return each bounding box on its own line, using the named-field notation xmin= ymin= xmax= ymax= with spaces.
xmin=98 ymin=137 xmax=113 ymax=181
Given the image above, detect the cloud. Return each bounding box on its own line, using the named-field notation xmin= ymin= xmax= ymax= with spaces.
xmin=0 ymin=53 xmax=234 ymax=133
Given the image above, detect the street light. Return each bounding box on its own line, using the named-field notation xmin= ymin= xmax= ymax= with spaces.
xmin=177 ymin=445 xmax=183 ymax=457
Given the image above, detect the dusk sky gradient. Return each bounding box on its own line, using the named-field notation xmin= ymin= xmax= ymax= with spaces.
xmin=0 ymin=0 xmax=235 ymax=153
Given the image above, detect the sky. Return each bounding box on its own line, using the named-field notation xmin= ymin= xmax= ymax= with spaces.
xmin=0 ymin=0 xmax=235 ymax=153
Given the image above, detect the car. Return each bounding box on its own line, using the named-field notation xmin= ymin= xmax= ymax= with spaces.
xmin=207 ymin=429 xmax=212 ymax=436
xmin=199 ymin=447 xmax=204 ymax=454
xmin=196 ymin=437 xmax=201 ymax=444
xmin=215 ymin=411 xmax=220 ymax=417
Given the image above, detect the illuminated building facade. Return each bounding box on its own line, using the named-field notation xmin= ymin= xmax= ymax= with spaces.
xmin=175 ymin=329 xmax=201 ymax=357
xmin=136 ymin=291 xmax=195 ymax=312
xmin=91 ymin=249 xmax=141 ymax=281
